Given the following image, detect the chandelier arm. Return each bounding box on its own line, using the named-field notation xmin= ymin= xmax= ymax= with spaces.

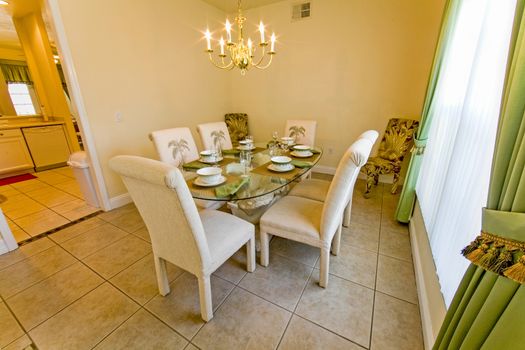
xmin=253 ymin=53 xmax=275 ymax=70
xmin=251 ymin=45 xmax=267 ymax=67
xmin=208 ymin=52 xmax=234 ymax=70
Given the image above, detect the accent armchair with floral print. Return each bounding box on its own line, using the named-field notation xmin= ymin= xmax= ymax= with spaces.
xmin=361 ymin=118 xmax=419 ymax=196
xmin=225 ymin=113 xmax=249 ymax=147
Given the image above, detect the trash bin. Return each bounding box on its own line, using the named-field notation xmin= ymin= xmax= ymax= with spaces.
xmin=67 ymin=151 xmax=99 ymax=207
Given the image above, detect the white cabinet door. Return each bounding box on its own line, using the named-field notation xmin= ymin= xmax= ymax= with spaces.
xmin=0 ymin=129 xmax=34 ymax=175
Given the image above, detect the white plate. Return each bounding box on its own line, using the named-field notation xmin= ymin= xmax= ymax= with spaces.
xmin=267 ymin=164 xmax=295 ymax=173
xmin=290 ymin=151 xmax=313 ymax=158
xmin=199 ymin=157 xmax=223 ymax=164
xmin=193 ymin=175 xmax=227 ymax=187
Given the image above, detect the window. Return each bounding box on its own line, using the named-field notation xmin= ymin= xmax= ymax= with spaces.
xmin=416 ymin=0 xmax=517 ymax=306
xmin=8 ymin=83 xmax=37 ymax=115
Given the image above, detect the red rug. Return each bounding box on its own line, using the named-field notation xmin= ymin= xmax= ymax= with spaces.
xmin=0 ymin=173 xmax=37 ymax=186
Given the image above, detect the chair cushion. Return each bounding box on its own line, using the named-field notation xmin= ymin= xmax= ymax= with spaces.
xmin=288 ymin=179 xmax=330 ymax=202
xmin=260 ymin=196 xmax=323 ymax=242
xmin=200 ymin=210 xmax=254 ymax=269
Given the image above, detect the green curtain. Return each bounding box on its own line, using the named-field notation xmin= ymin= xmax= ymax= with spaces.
xmin=394 ymin=0 xmax=462 ymax=223
xmin=433 ymin=2 xmax=525 ymax=349
xmin=0 ymin=61 xmax=32 ymax=84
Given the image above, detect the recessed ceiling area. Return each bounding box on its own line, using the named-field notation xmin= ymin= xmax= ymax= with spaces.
xmin=202 ymin=0 xmax=286 ymax=13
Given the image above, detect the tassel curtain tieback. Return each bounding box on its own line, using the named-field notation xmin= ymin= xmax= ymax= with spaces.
xmin=462 ymin=232 xmax=525 ymax=283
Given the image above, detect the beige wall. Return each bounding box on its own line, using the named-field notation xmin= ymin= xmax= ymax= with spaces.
xmin=54 ymin=0 xmax=232 ymax=197
xmin=230 ymin=0 xmax=446 ymax=167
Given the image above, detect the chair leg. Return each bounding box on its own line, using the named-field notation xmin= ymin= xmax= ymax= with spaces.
xmin=343 ymin=202 xmax=351 ymax=227
xmin=392 ymin=171 xmax=400 ymax=194
xmin=332 ymin=224 xmax=342 ymax=256
xmin=198 ymin=274 xmax=213 ymax=322
xmin=260 ymin=229 xmax=270 ymax=267
xmin=153 ymin=254 xmax=170 ymax=296
xmin=247 ymin=237 xmax=256 ymax=272
xmin=319 ymin=248 xmax=330 ymax=288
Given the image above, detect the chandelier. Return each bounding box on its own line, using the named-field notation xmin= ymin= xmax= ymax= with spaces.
xmin=204 ymin=0 xmax=276 ymax=75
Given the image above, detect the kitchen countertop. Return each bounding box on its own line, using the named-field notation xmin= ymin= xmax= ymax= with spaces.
xmin=0 ymin=120 xmax=65 ymax=130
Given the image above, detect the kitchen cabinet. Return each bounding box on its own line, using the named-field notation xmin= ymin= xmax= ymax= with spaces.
xmin=0 ymin=128 xmax=34 ymax=176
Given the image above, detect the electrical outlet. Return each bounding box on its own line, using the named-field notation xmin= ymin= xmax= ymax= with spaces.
xmin=115 ymin=112 xmax=122 ymax=123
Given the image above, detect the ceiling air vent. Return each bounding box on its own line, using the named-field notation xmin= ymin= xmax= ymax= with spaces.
xmin=292 ymin=2 xmax=311 ymax=21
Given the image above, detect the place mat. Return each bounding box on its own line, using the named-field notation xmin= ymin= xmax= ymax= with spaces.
xmin=251 ymin=162 xmax=304 ymax=180
xmin=186 ymin=174 xmax=243 ymax=199
xmin=222 ymin=148 xmax=241 ymax=155
xmin=288 ymin=152 xmax=322 ymax=162
xmin=183 ymin=157 xmax=237 ymax=171
xmin=291 ymin=160 xmax=314 ymax=168
xmin=215 ymin=177 xmax=250 ymax=198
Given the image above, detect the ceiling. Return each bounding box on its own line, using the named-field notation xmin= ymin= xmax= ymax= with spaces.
xmin=202 ymin=0 xmax=286 ymax=13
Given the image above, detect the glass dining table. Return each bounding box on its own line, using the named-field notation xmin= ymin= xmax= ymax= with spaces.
xmin=183 ymin=144 xmax=323 ymax=202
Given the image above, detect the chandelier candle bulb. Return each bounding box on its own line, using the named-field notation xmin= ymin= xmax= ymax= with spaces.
xmin=205 ymin=29 xmax=212 ymax=51
xmin=225 ymin=19 xmax=232 ymax=43
xmin=259 ymin=21 xmax=265 ymax=43
xmin=247 ymin=38 xmax=253 ymax=56
xmin=270 ymin=33 xmax=276 ymax=53
xmin=219 ymin=37 xmax=225 ymax=56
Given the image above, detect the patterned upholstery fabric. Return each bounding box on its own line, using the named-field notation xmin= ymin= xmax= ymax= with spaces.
xmin=225 ymin=113 xmax=249 ymax=147
xmin=361 ymin=118 xmax=419 ymax=195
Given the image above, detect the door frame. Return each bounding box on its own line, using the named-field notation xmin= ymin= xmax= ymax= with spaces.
xmin=43 ymin=0 xmax=112 ymax=211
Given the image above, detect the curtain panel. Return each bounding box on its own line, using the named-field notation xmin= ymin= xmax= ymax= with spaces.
xmin=394 ymin=0 xmax=462 ymax=223
xmin=434 ymin=1 xmax=525 ymax=348
xmin=0 ymin=61 xmax=32 ymax=85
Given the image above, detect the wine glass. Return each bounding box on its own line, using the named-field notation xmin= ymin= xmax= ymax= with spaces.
xmin=239 ymin=150 xmax=252 ymax=176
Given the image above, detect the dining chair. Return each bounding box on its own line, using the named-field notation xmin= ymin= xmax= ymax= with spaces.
xmin=197 ymin=121 xmax=234 ymax=151
xmin=225 ymin=113 xmax=249 ymax=147
xmin=288 ymin=130 xmax=379 ymax=227
xmin=149 ymin=127 xmax=222 ymax=210
xmin=259 ymin=136 xmax=375 ymax=288
xmin=284 ymin=119 xmax=317 ymax=147
xmin=361 ymin=118 xmax=419 ymax=195
xmin=109 ymin=155 xmax=255 ymax=321
xmin=149 ymin=127 xmax=199 ymax=167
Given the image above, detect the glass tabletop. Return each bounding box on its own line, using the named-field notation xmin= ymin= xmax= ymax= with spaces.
xmin=184 ymin=145 xmax=323 ymax=201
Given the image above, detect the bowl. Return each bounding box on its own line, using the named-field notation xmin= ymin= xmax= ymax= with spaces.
xmin=271 ymin=156 xmax=292 ymax=170
xmin=196 ymin=167 xmax=222 ymax=184
xmin=293 ymin=145 xmax=311 ymax=152
xmin=280 ymin=136 xmax=294 ymax=145
xmin=200 ymin=150 xmax=215 ymax=162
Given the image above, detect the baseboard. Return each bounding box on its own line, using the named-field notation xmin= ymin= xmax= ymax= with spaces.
xmin=409 ymin=201 xmax=447 ymax=350
xmin=109 ymin=193 xmax=133 ymax=210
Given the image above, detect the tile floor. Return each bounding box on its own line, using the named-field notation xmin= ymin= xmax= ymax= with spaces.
xmin=0 ymin=179 xmax=422 ymax=350
xmin=0 ymin=167 xmax=99 ymax=243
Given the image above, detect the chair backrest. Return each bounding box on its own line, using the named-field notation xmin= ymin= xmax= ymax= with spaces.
xmin=109 ymin=155 xmax=211 ymax=274
xmin=225 ymin=113 xmax=249 ymax=147
xmin=284 ymin=120 xmax=317 ymax=147
xmin=150 ymin=127 xmax=199 ymax=167
xmin=320 ymin=133 xmax=376 ymax=241
xmin=197 ymin=122 xmax=233 ymax=150
xmin=378 ymin=118 xmax=419 ymax=163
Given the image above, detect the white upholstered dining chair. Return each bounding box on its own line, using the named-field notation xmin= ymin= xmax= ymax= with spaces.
xmin=109 ymin=155 xmax=255 ymax=321
xmin=149 ymin=127 xmax=222 ymax=210
xmin=288 ymin=130 xmax=379 ymax=227
xmin=259 ymin=136 xmax=375 ymax=287
xmin=149 ymin=127 xmax=199 ymax=166
xmin=284 ymin=119 xmax=317 ymax=147
xmin=197 ymin=121 xmax=233 ymax=150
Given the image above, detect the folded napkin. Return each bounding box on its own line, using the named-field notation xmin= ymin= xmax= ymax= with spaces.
xmin=291 ymin=160 xmax=314 ymax=168
xmin=222 ymin=148 xmax=241 ymax=155
xmin=310 ymin=148 xmax=322 ymax=154
xmin=182 ymin=161 xmax=208 ymax=170
xmin=215 ymin=177 xmax=250 ymax=198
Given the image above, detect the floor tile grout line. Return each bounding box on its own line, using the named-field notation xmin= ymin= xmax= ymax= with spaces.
xmin=1 ymin=292 xmax=38 ymax=348
xmin=273 ymin=263 xmax=317 ymax=350
xmin=368 ymin=183 xmax=384 ymax=349
xmin=291 ymin=313 xmax=368 ymax=350
xmin=87 ymin=306 xmax=144 ymax=350
xmin=0 ymin=241 xmax=58 ymax=272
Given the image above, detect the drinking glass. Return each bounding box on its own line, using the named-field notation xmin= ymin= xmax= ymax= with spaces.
xmin=239 ymin=150 xmax=252 ymax=176
xmin=272 ymin=131 xmax=279 ymax=141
